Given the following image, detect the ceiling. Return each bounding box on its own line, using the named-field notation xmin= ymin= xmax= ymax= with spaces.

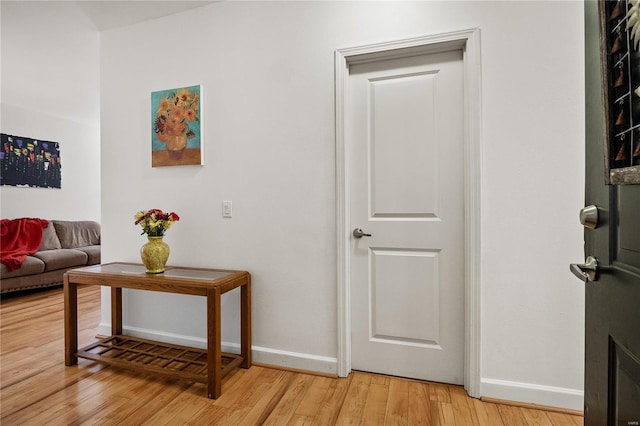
xmin=74 ymin=1 xmax=217 ymax=31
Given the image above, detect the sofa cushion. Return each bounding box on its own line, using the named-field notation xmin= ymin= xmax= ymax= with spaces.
xmin=52 ymin=221 xmax=100 ymax=249
xmin=32 ymin=249 xmax=88 ymax=271
xmin=75 ymin=245 xmax=101 ymax=265
xmin=39 ymin=222 xmax=62 ymax=251
xmin=0 ymin=256 xmax=45 ymax=279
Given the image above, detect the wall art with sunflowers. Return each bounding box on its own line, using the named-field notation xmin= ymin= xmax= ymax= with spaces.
xmin=151 ymin=85 xmax=202 ymax=167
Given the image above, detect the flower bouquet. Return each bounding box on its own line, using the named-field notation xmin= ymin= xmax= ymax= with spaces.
xmin=134 ymin=208 xmax=180 ymax=237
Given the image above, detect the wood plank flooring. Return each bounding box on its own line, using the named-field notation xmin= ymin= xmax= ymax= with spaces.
xmin=1 ymin=285 xmax=584 ymax=425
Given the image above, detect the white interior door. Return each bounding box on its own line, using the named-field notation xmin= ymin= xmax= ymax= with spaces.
xmin=348 ymin=48 xmax=465 ymax=384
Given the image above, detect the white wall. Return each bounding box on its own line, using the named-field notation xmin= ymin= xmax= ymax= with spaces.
xmin=99 ymin=1 xmax=585 ymax=410
xmin=0 ymin=1 xmax=101 ymax=221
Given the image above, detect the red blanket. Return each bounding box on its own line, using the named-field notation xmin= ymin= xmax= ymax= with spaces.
xmin=1 ymin=218 xmax=49 ymax=271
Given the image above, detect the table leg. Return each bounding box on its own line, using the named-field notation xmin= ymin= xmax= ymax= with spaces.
xmin=64 ymin=275 xmax=78 ymax=366
xmin=241 ymin=275 xmax=252 ymax=369
xmin=207 ymin=287 xmax=222 ymax=399
xmin=111 ymin=287 xmax=122 ymax=335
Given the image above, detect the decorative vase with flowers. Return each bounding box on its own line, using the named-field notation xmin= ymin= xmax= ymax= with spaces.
xmin=134 ymin=209 xmax=180 ymax=273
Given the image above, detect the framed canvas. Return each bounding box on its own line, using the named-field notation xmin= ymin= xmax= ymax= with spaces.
xmin=151 ymin=85 xmax=203 ymax=167
xmin=598 ymin=1 xmax=640 ymax=184
xmin=0 ymin=133 xmax=62 ymax=188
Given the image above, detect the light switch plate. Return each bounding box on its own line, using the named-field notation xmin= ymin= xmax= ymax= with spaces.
xmin=222 ymin=201 xmax=232 ymax=218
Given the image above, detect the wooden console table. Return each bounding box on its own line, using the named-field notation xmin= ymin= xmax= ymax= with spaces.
xmin=64 ymin=262 xmax=251 ymax=399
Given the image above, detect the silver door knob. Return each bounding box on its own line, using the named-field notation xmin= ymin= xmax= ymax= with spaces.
xmin=579 ymin=205 xmax=599 ymax=229
xmin=570 ymin=256 xmax=599 ymax=282
xmin=352 ymin=228 xmax=372 ymax=238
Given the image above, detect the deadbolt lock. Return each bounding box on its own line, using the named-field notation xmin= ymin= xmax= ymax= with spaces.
xmin=579 ymin=205 xmax=599 ymax=229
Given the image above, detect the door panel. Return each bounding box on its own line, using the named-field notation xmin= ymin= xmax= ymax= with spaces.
xmin=583 ymin=1 xmax=640 ymax=424
xmin=370 ymin=71 xmax=439 ymax=218
xmin=349 ymin=49 xmax=464 ymax=384
xmin=610 ymin=340 xmax=640 ymax=425
xmin=617 ymin=187 xmax=640 ymax=268
xmin=371 ymin=248 xmax=441 ymax=345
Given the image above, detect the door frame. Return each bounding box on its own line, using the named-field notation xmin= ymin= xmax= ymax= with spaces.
xmin=335 ymin=28 xmax=482 ymax=397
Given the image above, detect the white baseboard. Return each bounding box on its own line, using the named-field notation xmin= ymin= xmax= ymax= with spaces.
xmin=481 ymin=377 xmax=584 ymax=412
xmin=96 ymin=322 xmax=338 ymax=376
xmin=96 ymin=323 xmax=581 ymax=410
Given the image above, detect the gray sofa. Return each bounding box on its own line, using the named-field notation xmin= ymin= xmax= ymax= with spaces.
xmin=0 ymin=220 xmax=100 ymax=293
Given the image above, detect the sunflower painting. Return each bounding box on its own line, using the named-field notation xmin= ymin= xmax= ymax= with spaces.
xmin=151 ymin=85 xmax=202 ymax=167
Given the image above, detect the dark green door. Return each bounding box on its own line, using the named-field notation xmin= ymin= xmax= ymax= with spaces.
xmin=582 ymin=1 xmax=640 ymax=425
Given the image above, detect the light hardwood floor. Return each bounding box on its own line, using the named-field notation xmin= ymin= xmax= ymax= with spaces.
xmin=1 ymin=285 xmax=583 ymax=425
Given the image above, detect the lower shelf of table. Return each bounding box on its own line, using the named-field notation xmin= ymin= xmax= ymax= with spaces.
xmin=77 ymin=335 xmax=243 ymax=384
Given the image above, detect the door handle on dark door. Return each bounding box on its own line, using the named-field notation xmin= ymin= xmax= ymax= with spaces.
xmin=570 ymin=256 xmax=599 ymax=282
xmin=352 ymin=228 xmax=372 ymax=238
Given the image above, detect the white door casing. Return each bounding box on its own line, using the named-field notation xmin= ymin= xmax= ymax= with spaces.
xmin=349 ymin=49 xmax=465 ymax=384
xmin=335 ymin=29 xmax=482 ymax=397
